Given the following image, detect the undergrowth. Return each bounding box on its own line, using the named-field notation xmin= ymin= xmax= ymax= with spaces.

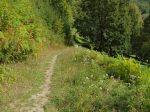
xmin=0 ymin=0 xmax=66 ymax=63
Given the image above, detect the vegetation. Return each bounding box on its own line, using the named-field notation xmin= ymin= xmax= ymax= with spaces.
xmin=0 ymin=46 xmax=63 ymax=111
xmin=132 ymin=15 xmax=150 ymax=63
xmin=131 ymin=0 xmax=150 ymax=63
xmin=0 ymin=0 xmax=149 ymax=62
xmin=0 ymin=0 xmax=150 ymax=111
xmin=45 ymin=48 xmax=150 ymax=112
xmin=75 ymin=0 xmax=143 ymax=56
xmin=0 ymin=0 xmax=79 ymax=63
xmin=136 ymin=0 xmax=149 ymax=14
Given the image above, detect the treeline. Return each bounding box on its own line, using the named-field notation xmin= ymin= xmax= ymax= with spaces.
xmin=74 ymin=0 xmax=150 ymax=63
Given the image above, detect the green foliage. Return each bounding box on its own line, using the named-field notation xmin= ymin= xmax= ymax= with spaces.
xmin=51 ymin=0 xmax=81 ymax=44
xmin=0 ymin=2 xmax=9 ymax=31
xmin=82 ymin=49 xmax=147 ymax=84
xmin=129 ymin=2 xmax=143 ymax=37
xmin=136 ymin=0 xmax=150 ymax=14
xmin=107 ymin=57 xmax=142 ymax=84
xmin=74 ymin=34 xmax=92 ymax=49
xmin=140 ymin=41 xmax=150 ymax=61
xmin=0 ymin=0 xmax=68 ymax=63
xmin=75 ymin=0 xmax=143 ymax=56
xmin=0 ymin=65 xmax=15 ymax=83
xmin=52 ymin=18 xmax=64 ymax=35
xmin=132 ymin=15 xmax=150 ymax=62
xmin=0 ymin=0 xmax=81 ymax=63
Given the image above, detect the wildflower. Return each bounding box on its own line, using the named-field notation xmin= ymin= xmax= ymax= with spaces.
xmin=86 ymin=77 xmax=89 ymax=80
xmin=110 ymin=76 xmax=114 ymax=79
xmin=87 ymin=50 xmax=90 ymax=53
xmin=105 ymin=74 xmax=108 ymax=77
xmin=100 ymin=87 xmax=102 ymax=90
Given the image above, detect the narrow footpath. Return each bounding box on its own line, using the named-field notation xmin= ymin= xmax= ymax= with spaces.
xmin=20 ymin=54 xmax=58 ymax=112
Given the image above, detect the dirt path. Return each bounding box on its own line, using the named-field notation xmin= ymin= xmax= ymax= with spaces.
xmin=16 ymin=54 xmax=59 ymax=112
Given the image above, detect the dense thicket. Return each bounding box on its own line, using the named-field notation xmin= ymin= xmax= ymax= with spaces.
xmin=75 ymin=0 xmax=143 ymax=56
xmin=0 ymin=0 xmax=78 ymax=63
xmin=0 ymin=0 xmax=55 ymax=63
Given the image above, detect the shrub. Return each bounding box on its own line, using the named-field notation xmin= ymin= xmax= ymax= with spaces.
xmin=79 ymin=50 xmax=114 ymax=66
xmin=78 ymin=49 xmax=147 ymax=84
xmin=106 ymin=57 xmax=142 ymax=83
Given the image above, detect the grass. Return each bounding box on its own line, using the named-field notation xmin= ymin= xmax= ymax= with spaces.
xmin=0 ymin=45 xmax=64 ymax=112
xmin=45 ymin=47 xmax=150 ymax=112
xmin=44 ymin=48 xmax=108 ymax=111
xmin=1 ymin=47 xmax=149 ymax=111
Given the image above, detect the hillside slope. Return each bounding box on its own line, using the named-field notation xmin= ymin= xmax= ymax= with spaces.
xmin=0 ymin=0 xmax=78 ymax=63
xmin=0 ymin=1 xmax=150 ymax=112
xmin=0 ymin=0 xmax=55 ymax=62
xmin=45 ymin=47 xmax=150 ymax=112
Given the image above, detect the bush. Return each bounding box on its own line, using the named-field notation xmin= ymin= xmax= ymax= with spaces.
xmin=80 ymin=49 xmax=144 ymax=84
xmin=106 ymin=57 xmax=142 ymax=84
xmin=0 ymin=26 xmax=35 ymax=63
xmin=79 ymin=49 xmax=114 ymax=67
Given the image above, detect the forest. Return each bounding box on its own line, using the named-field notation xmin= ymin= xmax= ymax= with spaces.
xmin=0 ymin=0 xmax=150 ymax=112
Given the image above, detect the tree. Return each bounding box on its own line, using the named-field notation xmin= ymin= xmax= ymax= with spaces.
xmin=134 ymin=15 xmax=150 ymax=62
xmin=129 ymin=2 xmax=143 ymax=57
xmin=51 ymin=0 xmax=81 ymax=44
xmin=75 ymin=0 xmax=143 ymax=56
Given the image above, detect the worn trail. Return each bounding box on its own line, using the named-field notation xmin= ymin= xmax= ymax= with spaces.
xmin=12 ymin=54 xmax=59 ymax=112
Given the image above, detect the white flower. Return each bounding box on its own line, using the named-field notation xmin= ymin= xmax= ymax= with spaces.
xmin=86 ymin=77 xmax=89 ymax=80
xmin=100 ymin=87 xmax=102 ymax=90
xmin=105 ymin=74 xmax=108 ymax=77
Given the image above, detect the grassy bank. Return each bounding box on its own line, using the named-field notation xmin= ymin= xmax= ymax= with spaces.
xmin=45 ymin=47 xmax=150 ymax=112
